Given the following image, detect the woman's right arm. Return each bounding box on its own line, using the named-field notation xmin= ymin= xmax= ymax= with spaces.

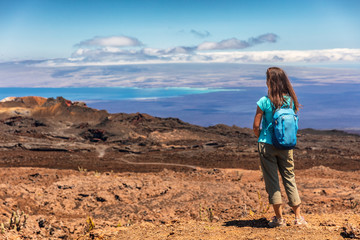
xmin=253 ymin=106 xmax=263 ymax=138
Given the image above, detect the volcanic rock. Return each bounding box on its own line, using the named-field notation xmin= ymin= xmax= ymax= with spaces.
xmin=0 ymin=96 xmax=359 ymax=172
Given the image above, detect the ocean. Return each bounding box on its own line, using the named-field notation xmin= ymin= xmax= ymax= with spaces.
xmin=0 ymin=87 xmax=235 ymax=102
xmin=1 ymin=63 xmax=359 ymax=131
xmin=0 ymin=85 xmax=359 ymax=131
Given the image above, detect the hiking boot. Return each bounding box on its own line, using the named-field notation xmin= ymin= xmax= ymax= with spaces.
xmin=268 ymin=216 xmax=286 ymax=228
xmin=294 ymin=216 xmax=308 ymax=226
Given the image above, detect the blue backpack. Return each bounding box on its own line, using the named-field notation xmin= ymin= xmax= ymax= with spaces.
xmin=267 ymin=99 xmax=299 ymax=150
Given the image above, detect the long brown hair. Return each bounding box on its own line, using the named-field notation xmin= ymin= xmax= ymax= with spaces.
xmin=266 ymin=67 xmax=300 ymax=112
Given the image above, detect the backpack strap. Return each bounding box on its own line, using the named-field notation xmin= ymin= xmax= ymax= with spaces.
xmin=264 ymin=122 xmax=272 ymax=136
xmin=263 ymin=96 xmax=274 ymax=136
xmin=282 ymin=96 xmax=293 ymax=110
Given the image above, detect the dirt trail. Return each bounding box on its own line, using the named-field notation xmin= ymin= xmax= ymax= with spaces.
xmin=118 ymin=157 xmax=199 ymax=170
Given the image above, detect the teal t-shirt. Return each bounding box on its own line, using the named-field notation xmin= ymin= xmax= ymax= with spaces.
xmin=257 ymin=96 xmax=295 ymax=144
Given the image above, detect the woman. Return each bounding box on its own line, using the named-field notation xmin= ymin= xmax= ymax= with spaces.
xmin=253 ymin=67 xmax=307 ymax=227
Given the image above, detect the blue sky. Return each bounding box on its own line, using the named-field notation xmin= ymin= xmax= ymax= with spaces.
xmin=1 ymin=0 xmax=360 ymax=64
xmin=1 ymin=1 xmax=360 ymax=130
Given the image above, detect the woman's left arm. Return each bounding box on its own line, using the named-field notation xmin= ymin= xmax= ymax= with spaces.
xmin=253 ymin=106 xmax=263 ymax=138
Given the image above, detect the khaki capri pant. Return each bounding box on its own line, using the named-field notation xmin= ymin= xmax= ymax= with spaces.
xmin=258 ymin=142 xmax=301 ymax=207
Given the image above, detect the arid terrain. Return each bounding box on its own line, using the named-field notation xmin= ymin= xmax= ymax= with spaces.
xmin=0 ymin=96 xmax=360 ymax=239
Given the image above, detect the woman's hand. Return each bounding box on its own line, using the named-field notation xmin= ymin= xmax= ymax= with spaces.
xmin=253 ymin=106 xmax=263 ymax=138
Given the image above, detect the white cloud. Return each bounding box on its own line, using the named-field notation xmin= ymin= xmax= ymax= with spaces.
xmin=198 ymin=38 xmax=250 ymax=50
xmin=197 ymin=33 xmax=279 ymax=50
xmin=190 ymin=29 xmax=211 ymax=38
xmin=31 ymin=34 xmax=360 ymax=67
xmin=76 ymin=36 xmax=143 ymax=47
xmin=2 ymin=61 xmax=360 ymax=89
xmin=72 ymin=33 xmax=278 ymax=62
xmin=41 ymin=48 xmax=360 ymax=67
xmin=249 ymin=33 xmax=278 ymax=44
xmin=215 ymin=48 xmax=360 ymax=63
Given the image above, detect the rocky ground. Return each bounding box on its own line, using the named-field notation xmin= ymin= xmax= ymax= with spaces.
xmin=0 ymin=96 xmax=360 ymax=239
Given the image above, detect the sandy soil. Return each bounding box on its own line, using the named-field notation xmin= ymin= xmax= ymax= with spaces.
xmin=1 ymin=166 xmax=360 ymax=239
